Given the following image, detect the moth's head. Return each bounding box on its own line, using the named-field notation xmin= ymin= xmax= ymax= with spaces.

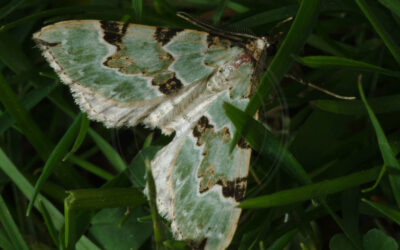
xmin=259 ymin=36 xmax=277 ymax=56
xmin=256 ymin=37 xmax=270 ymax=51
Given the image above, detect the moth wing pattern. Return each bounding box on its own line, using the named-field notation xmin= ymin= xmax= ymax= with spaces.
xmin=151 ymin=92 xmax=253 ymax=249
xmin=34 ymin=19 xmax=269 ymax=249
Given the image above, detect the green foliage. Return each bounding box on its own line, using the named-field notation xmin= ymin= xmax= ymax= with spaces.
xmin=330 ymin=228 xmax=398 ymax=250
xmin=0 ymin=0 xmax=399 ymax=249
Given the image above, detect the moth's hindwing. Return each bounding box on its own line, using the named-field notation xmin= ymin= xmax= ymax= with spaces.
xmin=152 ymin=92 xmax=252 ymax=249
xmin=34 ymin=20 xmax=268 ymax=249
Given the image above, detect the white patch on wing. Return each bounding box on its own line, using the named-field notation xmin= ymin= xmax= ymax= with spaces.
xmin=150 ymin=128 xmax=191 ymax=221
xmin=143 ymin=80 xmax=206 ymax=133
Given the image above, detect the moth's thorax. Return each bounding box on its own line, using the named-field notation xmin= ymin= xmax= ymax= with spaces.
xmin=206 ymin=37 xmax=268 ymax=94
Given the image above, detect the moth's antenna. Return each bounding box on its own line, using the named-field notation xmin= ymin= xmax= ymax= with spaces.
xmin=286 ymin=74 xmax=356 ymax=100
xmin=269 ymin=17 xmax=293 ymax=36
xmin=176 ymin=12 xmax=260 ymax=41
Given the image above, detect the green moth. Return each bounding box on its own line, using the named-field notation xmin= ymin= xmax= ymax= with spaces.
xmin=34 ymin=19 xmax=271 ymax=249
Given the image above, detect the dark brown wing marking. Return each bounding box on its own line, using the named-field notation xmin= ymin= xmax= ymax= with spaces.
xmin=154 ymin=27 xmax=183 ymax=45
xmin=100 ymin=20 xmax=129 ymax=50
xmin=193 ymin=116 xmax=214 ymax=146
xmin=152 ymin=73 xmax=183 ymax=95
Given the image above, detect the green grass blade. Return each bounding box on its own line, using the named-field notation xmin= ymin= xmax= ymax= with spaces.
xmin=226 ymin=1 xmax=249 ymax=13
xmin=312 ymin=94 xmax=400 ymax=115
xmin=296 ymin=56 xmax=400 ymax=77
xmin=362 ymin=198 xmax=400 ymax=225
xmin=146 ymin=159 xmax=168 ymax=249
xmin=355 ymin=0 xmax=400 ymax=65
xmin=362 ymin=165 xmax=386 ymax=193
xmin=0 ymin=83 xmax=56 ymax=134
xmin=306 ymin=34 xmax=351 ymax=57
xmin=0 ymin=32 xmax=34 ymax=74
xmin=38 ymin=200 xmax=59 ymax=247
xmin=0 ymin=195 xmax=29 ymax=250
xmin=68 ymin=155 xmax=114 ymax=180
xmin=224 ymin=102 xmax=311 ymax=185
xmin=358 ymin=79 xmax=400 ymax=207
xmin=0 ymin=72 xmax=50 ymax=159
xmin=0 ymin=0 xmax=26 ymax=19
xmin=127 ymin=145 xmax=162 ymax=188
xmin=0 ymin=147 xmax=63 ymax=228
xmin=65 ymin=188 xmax=146 ymax=210
xmin=239 ymin=167 xmax=380 ymax=208
xmin=341 ymin=188 xmax=362 ymax=244
xmin=64 ymin=188 xmax=146 ymax=247
xmin=0 ymin=149 xmax=98 ymax=249
xmin=88 ymin=130 xmax=127 ymax=172
xmin=27 ymin=113 xmax=84 ymax=215
xmin=378 ymin=0 xmax=400 ymax=18
xmin=267 ymin=229 xmax=298 ymax=250
xmin=0 ymin=227 xmax=13 ymax=250
xmin=231 ymin=5 xmax=298 ymax=28
xmin=230 ymin=0 xmax=320 ymax=151
xmin=132 ymin=0 xmax=143 ymax=22
xmin=213 ymin=0 xmax=228 ymax=25
xmin=0 ymin=6 xmax=132 ymax=33
xmin=63 ymin=114 xmax=90 ymax=161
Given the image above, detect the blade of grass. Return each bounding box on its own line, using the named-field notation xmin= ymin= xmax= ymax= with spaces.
xmin=88 ymin=129 xmax=127 ymax=172
xmin=362 ymin=165 xmax=387 ymax=193
xmin=213 ymin=0 xmax=229 ymax=25
xmin=296 ymin=56 xmax=400 ymax=77
xmin=226 ymin=1 xmax=249 ymax=13
xmin=63 ymin=114 xmax=90 ymax=161
xmin=0 ymin=72 xmax=50 ymax=159
xmin=306 ymin=34 xmax=353 ymax=57
xmin=146 ymin=159 xmax=168 ymax=249
xmin=355 ymin=0 xmax=400 ymax=65
xmin=224 ymin=102 xmax=310 ymax=185
xmin=0 ymin=227 xmax=13 ymax=250
xmin=39 ymin=88 xmax=128 ymax=175
xmin=132 ymin=0 xmax=143 ymax=22
xmin=267 ymin=229 xmax=298 ymax=250
xmin=225 ymin=103 xmax=362 ymax=247
xmin=230 ymin=4 xmax=298 ymax=28
xmin=0 ymin=195 xmax=29 ymax=250
xmin=358 ymin=77 xmax=400 ymax=207
xmin=341 ymin=188 xmax=362 ymax=244
xmin=0 ymin=0 xmax=26 ymax=19
xmin=68 ymin=155 xmax=114 ymax=180
xmin=0 ymin=32 xmax=34 ymax=74
xmin=239 ymin=166 xmax=380 ymax=208
xmin=230 ymin=0 xmax=320 ymax=151
xmin=0 ymin=39 xmax=86 ymax=189
xmin=362 ymin=198 xmax=400 ymax=225
xmin=378 ymin=0 xmax=400 ymax=18
xmin=64 ymin=188 xmax=146 ymax=248
xmin=127 ymin=146 xmax=162 ymax=189
xmin=0 ymin=6 xmax=133 ymax=33
xmin=0 ymin=147 xmax=63 ymax=227
xmin=38 ymin=200 xmax=59 ymax=247
xmin=65 ymin=188 xmax=146 ymax=211
xmin=0 ymin=148 xmax=99 ymax=249
xmin=312 ymin=94 xmax=400 ymax=115
xmin=27 ymin=113 xmax=84 ymax=215
xmin=0 ymin=82 xmax=56 ymax=134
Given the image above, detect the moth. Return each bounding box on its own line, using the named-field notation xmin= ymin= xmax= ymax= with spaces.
xmin=33 ymin=15 xmax=271 ymax=249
